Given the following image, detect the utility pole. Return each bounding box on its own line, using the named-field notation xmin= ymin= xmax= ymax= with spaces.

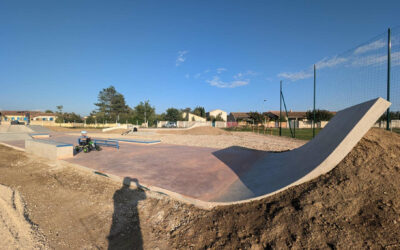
xmin=263 ymin=99 xmax=267 ymax=125
xmin=313 ymin=64 xmax=316 ymax=138
xmin=386 ymin=28 xmax=391 ymax=131
xmin=144 ymin=101 xmax=147 ymax=127
xmin=279 ymin=81 xmax=282 ymax=136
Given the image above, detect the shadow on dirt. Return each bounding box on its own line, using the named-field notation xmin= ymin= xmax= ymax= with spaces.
xmin=108 ymin=177 xmax=146 ymax=250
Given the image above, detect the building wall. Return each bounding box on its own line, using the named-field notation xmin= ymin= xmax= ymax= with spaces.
xmin=0 ymin=114 xmax=56 ymax=123
xmin=182 ymin=113 xmax=207 ymax=122
xmin=2 ymin=115 xmax=27 ymax=121
xmin=32 ymin=116 xmax=56 ymax=122
xmin=209 ymin=110 xmax=227 ymax=121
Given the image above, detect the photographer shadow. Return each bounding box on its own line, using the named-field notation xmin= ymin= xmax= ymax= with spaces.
xmin=108 ymin=177 xmax=146 ymax=250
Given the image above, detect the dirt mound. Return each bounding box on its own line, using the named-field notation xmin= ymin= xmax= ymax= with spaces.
xmin=156 ymin=129 xmax=400 ymax=249
xmin=158 ymin=126 xmax=231 ymax=135
xmin=0 ymin=184 xmax=47 ymax=249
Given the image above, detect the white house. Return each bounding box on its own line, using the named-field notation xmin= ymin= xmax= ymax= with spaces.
xmin=207 ymin=109 xmax=227 ymax=121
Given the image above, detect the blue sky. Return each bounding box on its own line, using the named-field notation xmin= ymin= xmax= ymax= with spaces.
xmin=1 ymin=0 xmax=399 ymax=115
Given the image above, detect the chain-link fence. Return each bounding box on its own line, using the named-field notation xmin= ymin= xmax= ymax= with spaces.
xmin=278 ymin=27 xmax=400 ymax=137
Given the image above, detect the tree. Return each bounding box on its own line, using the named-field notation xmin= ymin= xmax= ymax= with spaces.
xmin=208 ymin=114 xmax=225 ymax=122
xmin=378 ymin=111 xmax=400 ymax=122
xmin=133 ymin=100 xmax=156 ymax=124
xmin=93 ymin=86 xmax=129 ymax=122
xmin=95 ymin=86 xmax=117 ymax=116
xmin=55 ymin=105 xmax=64 ymax=123
xmin=165 ymin=108 xmax=181 ymax=122
xmin=63 ymin=112 xmax=83 ymax=123
xmin=248 ymin=112 xmax=264 ymax=124
xmin=85 ymin=116 xmax=96 ymax=124
xmin=306 ymin=110 xmax=334 ymax=122
xmin=45 ymin=110 xmax=53 ymax=113
xmin=111 ymin=93 xmax=129 ymax=116
xmin=182 ymin=107 xmax=192 ymax=113
xmin=56 ymin=105 xmax=63 ymax=114
xmin=193 ymin=106 xmax=206 ymax=118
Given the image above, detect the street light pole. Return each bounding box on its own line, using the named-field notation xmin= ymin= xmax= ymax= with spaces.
xmin=263 ymin=99 xmax=267 ymax=125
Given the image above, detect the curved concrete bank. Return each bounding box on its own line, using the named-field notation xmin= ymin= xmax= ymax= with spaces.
xmin=212 ymin=97 xmax=390 ymax=202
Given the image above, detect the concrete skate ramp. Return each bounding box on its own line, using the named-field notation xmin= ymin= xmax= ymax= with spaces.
xmin=0 ymin=133 xmax=32 ymax=142
xmin=27 ymin=125 xmax=51 ymax=133
xmin=25 ymin=139 xmax=73 ymax=160
xmin=212 ymin=98 xmax=390 ymax=202
xmin=0 ymin=125 xmax=33 ymax=133
xmin=7 ymin=125 xmax=34 ymax=133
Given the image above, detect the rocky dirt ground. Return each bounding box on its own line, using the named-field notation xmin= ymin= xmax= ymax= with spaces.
xmin=47 ymin=126 xmax=305 ymax=151
xmin=0 ymin=128 xmax=399 ymax=249
xmin=91 ymin=127 xmax=306 ymax=152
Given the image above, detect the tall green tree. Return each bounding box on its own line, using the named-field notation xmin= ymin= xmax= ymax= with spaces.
xmin=193 ymin=106 xmax=206 ymax=117
xmin=95 ymin=86 xmax=116 ymax=116
xmin=63 ymin=112 xmax=83 ymax=123
xmin=306 ymin=110 xmax=334 ymax=122
xmin=248 ymin=112 xmax=264 ymax=124
xmin=165 ymin=108 xmax=182 ymax=122
xmin=133 ymin=100 xmax=156 ymax=124
xmin=55 ymin=105 xmax=64 ymax=123
xmin=93 ymin=86 xmax=129 ymax=121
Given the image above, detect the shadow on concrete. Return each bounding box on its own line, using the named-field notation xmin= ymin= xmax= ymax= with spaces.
xmin=108 ymin=177 xmax=146 ymax=250
xmin=212 ymin=146 xmax=268 ymax=176
xmin=211 ymin=146 xmax=270 ymax=198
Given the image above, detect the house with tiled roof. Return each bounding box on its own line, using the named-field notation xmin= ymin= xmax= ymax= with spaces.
xmin=0 ymin=110 xmax=56 ymax=123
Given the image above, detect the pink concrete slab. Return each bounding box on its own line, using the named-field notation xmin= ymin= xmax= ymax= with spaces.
xmin=65 ymin=143 xmax=267 ymax=201
xmin=3 ymin=133 xmax=267 ymax=201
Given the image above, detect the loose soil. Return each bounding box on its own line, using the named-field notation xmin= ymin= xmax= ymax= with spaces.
xmin=0 ymin=184 xmax=47 ymax=249
xmin=157 ymin=126 xmax=232 ymax=135
xmin=90 ymin=131 xmax=305 ymax=152
xmin=0 ymin=128 xmax=399 ymax=249
xmin=45 ymin=126 xmax=134 ymax=134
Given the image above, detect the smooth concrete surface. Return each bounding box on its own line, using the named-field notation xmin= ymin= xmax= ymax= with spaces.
xmin=6 ymin=125 xmax=34 ymax=133
xmin=64 ymin=143 xmax=266 ymax=201
xmin=212 ymin=98 xmax=391 ymax=202
xmin=25 ymin=139 xmax=73 ymax=160
xmin=0 ymin=133 xmax=32 ymax=141
xmin=27 ymin=125 xmax=51 ymax=133
xmin=108 ymin=138 xmax=161 ymax=144
xmin=30 ymin=133 xmax=50 ymax=139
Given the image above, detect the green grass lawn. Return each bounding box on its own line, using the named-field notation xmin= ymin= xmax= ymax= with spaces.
xmin=224 ymin=127 xmax=322 ymax=141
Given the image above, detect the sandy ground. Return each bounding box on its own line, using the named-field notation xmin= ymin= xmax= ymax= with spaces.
xmin=91 ymin=129 xmax=305 ymax=152
xmin=0 ymin=128 xmax=399 ymax=249
xmin=47 ymin=126 xmax=305 ymax=151
xmin=0 ymin=184 xmax=47 ymax=249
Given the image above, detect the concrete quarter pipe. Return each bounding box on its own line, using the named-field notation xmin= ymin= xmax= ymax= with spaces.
xmin=212 ymin=97 xmax=391 ymax=202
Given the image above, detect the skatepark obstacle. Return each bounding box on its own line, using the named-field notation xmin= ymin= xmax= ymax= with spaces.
xmin=212 ymin=97 xmax=391 ymax=202
xmin=25 ymin=139 xmax=73 ymax=160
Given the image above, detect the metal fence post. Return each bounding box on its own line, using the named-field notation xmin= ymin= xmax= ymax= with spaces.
xmin=313 ymin=64 xmax=316 ymax=138
xmin=387 ymin=28 xmax=391 ymax=130
xmin=279 ymin=80 xmax=282 ymax=136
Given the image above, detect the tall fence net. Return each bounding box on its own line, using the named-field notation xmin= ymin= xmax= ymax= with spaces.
xmin=280 ymin=27 xmax=400 ymax=133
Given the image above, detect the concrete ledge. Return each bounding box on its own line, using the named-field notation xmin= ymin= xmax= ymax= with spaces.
xmin=30 ymin=133 xmax=50 ymax=139
xmin=108 ymin=138 xmax=161 ymax=144
xmin=25 ymin=139 xmax=73 ymax=160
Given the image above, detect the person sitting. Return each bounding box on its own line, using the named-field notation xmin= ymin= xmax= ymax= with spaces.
xmin=79 ymin=131 xmax=91 ymax=145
